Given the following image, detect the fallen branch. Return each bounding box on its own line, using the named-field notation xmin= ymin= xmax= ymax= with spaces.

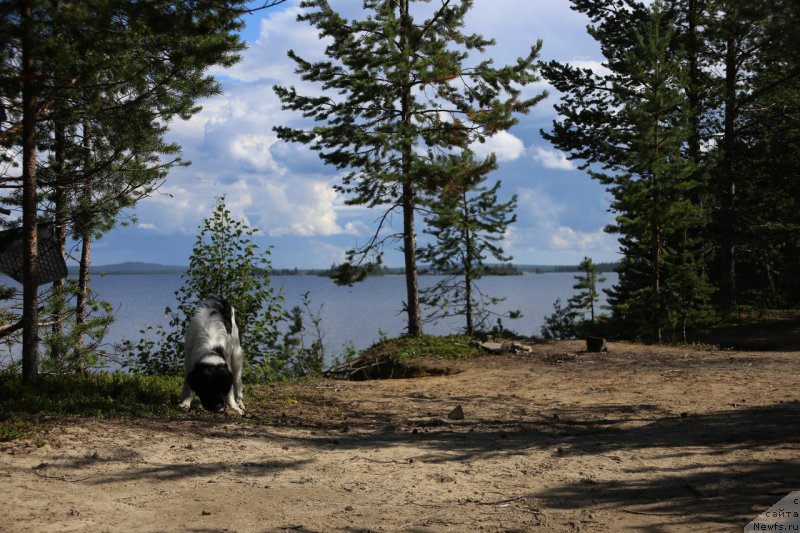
xmin=621 ymin=508 xmax=683 ymax=516
xmin=33 ymin=470 xmax=94 ymax=483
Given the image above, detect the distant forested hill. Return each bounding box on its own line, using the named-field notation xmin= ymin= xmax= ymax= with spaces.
xmin=67 ymin=262 xmax=187 ymax=275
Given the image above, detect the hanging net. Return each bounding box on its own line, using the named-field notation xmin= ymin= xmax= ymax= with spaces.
xmin=0 ymin=224 xmax=68 ymax=286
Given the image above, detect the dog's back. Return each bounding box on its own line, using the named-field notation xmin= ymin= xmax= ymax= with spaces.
xmin=200 ymin=296 xmax=234 ymax=336
xmin=185 ymin=297 xmax=237 ymax=368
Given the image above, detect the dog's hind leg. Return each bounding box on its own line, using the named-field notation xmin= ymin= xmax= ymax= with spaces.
xmin=178 ymin=379 xmax=194 ymax=409
xmin=233 ymin=368 xmax=244 ymax=412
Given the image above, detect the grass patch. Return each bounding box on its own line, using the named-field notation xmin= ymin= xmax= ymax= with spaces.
xmin=0 ymin=371 xmax=183 ymax=419
xmin=364 ymin=334 xmax=481 ymax=364
xmin=0 ymin=418 xmax=45 ymax=445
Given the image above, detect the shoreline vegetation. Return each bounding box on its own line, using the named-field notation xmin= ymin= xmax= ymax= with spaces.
xmin=71 ymin=261 xmax=621 ymax=277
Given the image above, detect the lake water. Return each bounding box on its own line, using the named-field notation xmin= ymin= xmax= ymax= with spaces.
xmin=87 ymin=272 xmax=617 ymax=361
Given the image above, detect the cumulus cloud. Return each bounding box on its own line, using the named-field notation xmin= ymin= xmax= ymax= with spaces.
xmin=97 ymin=0 xmax=617 ymax=267
xmin=550 ymin=226 xmax=616 ymax=251
xmin=471 ymin=131 xmax=526 ymax=162
xmin=508 ymin=187 xmax=619 ymax=261
xmin=517 ymin=187 xmax=565 ymax=225
xmin=259 ymin=179 xmax=352 ymax=237
xmin=136 ymin=173 xmax=359 ymax=240
xmin=229 ymin=134 xmax=285 ymax=174
xmin=210 ymin=6 xmax=324 ymax=83
xmin=530 ymin=146 xmax=575 ymax=170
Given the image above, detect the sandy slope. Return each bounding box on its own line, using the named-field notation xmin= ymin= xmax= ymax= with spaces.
xmin=2 ymin=340 xmax=799 ymax=532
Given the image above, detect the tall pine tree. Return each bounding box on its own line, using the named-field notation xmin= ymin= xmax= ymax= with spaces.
xmin=545 ymin=1 xmax=713 ymax=341
xmin=274 ymin=0 xmax=545 ymax=336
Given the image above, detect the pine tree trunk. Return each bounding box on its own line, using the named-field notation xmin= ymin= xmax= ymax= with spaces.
xmin=687 ymin=0 xmax=702 ymax=167
xmin=653 ymin=129 xmax=662 ymax=343
xmin=462 ymin=191 xmax=474 ymax=336
xmin=75 ymin=232 xmax=91 ymax=370
xmin=399 ymin=0 xmax=421 ymax=337
xmin=402 ymin=181 xmax=421 ymax=337
xmin=75 ymin=121 xmax=92 ymax=366
xmin=589 ymin=271 xmax=596 ymax=324
xmin=21 ymin=1 xmax=40 ymax=384
xmin=51 ymin=119 xmax=68 ymax=361
xmin=654 ymin=224 xmax=662 ymax=343
xmin=76 ymin=235 xmax=91 ymax=330
xmin=719 ymin=34 xmax=738 ymax=312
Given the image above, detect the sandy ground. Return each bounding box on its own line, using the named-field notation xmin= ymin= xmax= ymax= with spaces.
xmin=2 ymin=339 xmax=799 ymax=532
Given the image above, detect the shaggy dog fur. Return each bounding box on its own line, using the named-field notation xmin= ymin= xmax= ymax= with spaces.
xmin=178 ymin=297 xmax=244 ymax=414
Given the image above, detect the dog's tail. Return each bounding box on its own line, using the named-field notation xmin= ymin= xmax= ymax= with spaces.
xmin=201 ymin=296 xmax=234 ymax=336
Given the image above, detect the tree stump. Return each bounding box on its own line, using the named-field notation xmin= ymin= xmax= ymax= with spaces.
xmin=586 ymin=337 xmax=608 ymax=352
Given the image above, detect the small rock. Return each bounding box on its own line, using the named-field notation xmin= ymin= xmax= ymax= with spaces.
xmin=201 ymin=510 xmax=211 ymax=516
xmin=512 ymin=342 xmax=533 ymax=353
xmin=680 ymin=412 xmax=689 ymax=418
xmin=447 ymin=405 xmax=465 ymax=420
xmin=478 ymin=341 xmax=505 ymax=354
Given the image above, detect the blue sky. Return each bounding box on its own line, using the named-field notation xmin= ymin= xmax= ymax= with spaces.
xmin=91 ymin=0 xmax=620 ymax=268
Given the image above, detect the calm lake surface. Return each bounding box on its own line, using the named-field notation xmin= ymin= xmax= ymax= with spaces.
xmin=88 ymin=272 xmax=617 ymax=362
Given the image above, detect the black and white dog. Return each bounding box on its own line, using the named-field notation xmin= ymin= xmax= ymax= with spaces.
xmin=179 ymin=297 xmax=244 ymax=414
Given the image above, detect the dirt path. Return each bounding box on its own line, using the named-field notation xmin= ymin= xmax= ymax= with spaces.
xmin=2 ymin=340 xmax=799 ymax=532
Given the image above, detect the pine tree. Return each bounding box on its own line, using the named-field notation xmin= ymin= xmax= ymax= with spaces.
xmin=718 ymin=0 xmax=800 ymax=307
xmin=274 ymin=0 xmax=545 ymax=337
xmin=703 ymin=0 xmax=768 ymax=311
xmin=545 ymin=1 xmax=714 ymax=341
xmin=0 ymin=1 xmax=254 ymax=380
xmin=568 ymin=257 xmax=606 ymax=325
xmin=419 ymin=152 xmax=517 ymax=335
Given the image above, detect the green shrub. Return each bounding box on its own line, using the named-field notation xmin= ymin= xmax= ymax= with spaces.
xmin=121 ymin=197 xmax=286 ymax=381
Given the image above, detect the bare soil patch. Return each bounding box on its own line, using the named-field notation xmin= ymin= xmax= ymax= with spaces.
xmin=2 ymin=340 xmax=799 ymax=532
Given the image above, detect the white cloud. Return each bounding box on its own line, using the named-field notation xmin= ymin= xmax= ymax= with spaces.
xmin=229 ymin=134 xmax=285 ymax=174
xmin=210 ymin=6 xmax=325 ymax=83
xmin=91 ymin=0 xmax=619 ymax=267
xmin=471 ymin=131 xmax=526 ymax=162
xmin=517 ymin=187 xmax=565 ymax=225
xmin=550 ymin=226 xmax=616 ymax=251
xmin=508 ymin=187 xmax=619 ymax=261
xmin=260 ymin=179 xmax=352 ymax=237
xmin=136 ymin=174 xmax=359 ymax=240
xmin=567 ymin=59 xmax=611 ymax=77
xmin=531 ymin=146 xmax=575 ymax=170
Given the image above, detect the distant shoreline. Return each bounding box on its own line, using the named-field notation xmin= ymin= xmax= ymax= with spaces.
xmin=70 ymin=261 xmax=620 ymax=277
